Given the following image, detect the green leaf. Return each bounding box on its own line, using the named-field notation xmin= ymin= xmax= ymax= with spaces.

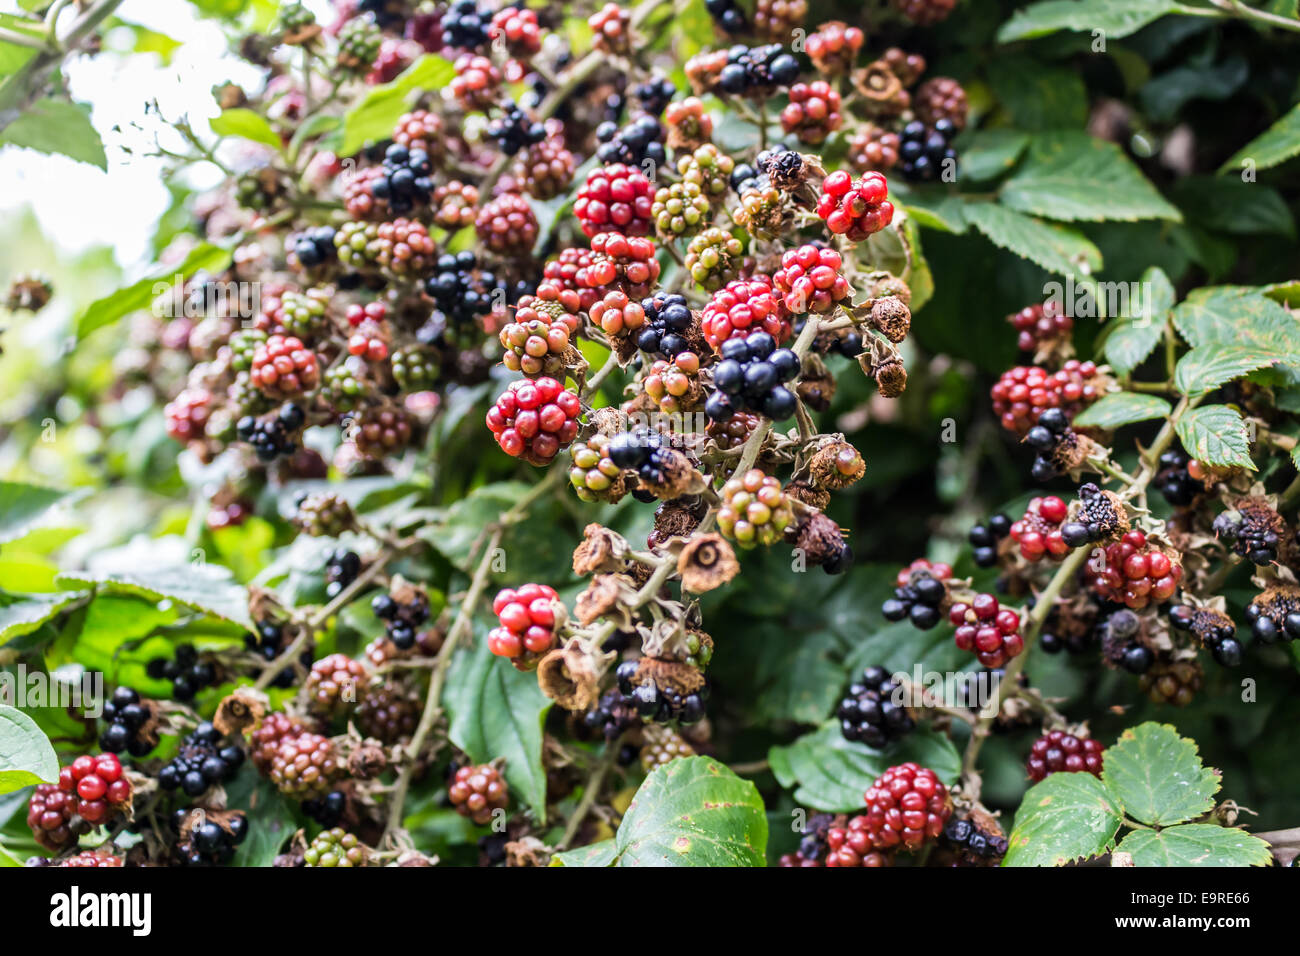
xmin=1172 ymin=287 xmax=1300 ymax=356
xmin=965 ymin=202 xmax=1102 ymax=276
xmin=1116 ymin=824 xmax=1273 ymax=867
xmin=75 ymin=242 xmax=234 ymax=339
xmin=997 ymin=0 xmax=1188 ymax=42
xmin=1102 ymin=266 xmax=1174 ymax=377
xmin=0 ymin=591 xmax=84 ymax=645
xmin=768 ymin=721 xmax=960 ymax=812
xmin=551 ymin=838 xmax=618 ymax=867
xmin=0 ymin=98 xmax=105 ymax=170
xmin=54 ymin=564 xmax=252 ymax=630
xmin=334 ymin=55 xmax=455 ymax=156
xmin=1139 ymin=57 xmax=1248 ymax=124
xmin=210 ymin=107 xmax=283 ymax=153
xmin=1004 ymin=772 xmax=1123 ymax=867
xmin=1000 ymin=133 xmax=1182 ymax=223
xmin=1219 ymin=102 xmax=1300 ymax=174
xmin=613 ymin=757 xmax=766 ymax=866
xmin=1174 ymin=405 xmax=1256 ymax=471
xmin=1168 ymin=176 xmax=1295 ymax=237
xmin=988 ymin=56 xmax=1088 ymax=131
xmin=0 ymin=481 xmax=75 ymax=545
xmin=1101 ymin=722 xmax=1220 ymax=826
xmin=0 ymin=705 xmax=59 ymax=795
xmin=955 ymin=129 xmax=1030 ymax=183
xmin=444 ymin=634 xmax=552 ymax=821
xmin=1174 ymin=344 xmax=1278 ymax=397
xmin=1073 ymin=392 xmax=1171 ymax=429
xmin=227 ymin=775 xmax=295 ymax=866
xmin=900 ymin=195 xmax=967 ymax=234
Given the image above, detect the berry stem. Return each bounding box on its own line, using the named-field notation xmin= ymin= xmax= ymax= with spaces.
xmin=1203 ymin=0 xmax=1300 ymax=32
xmin=0 ymin=0 xmax=124 ymax=124
xmin=555 ymin=732 xmax=622 ymax=851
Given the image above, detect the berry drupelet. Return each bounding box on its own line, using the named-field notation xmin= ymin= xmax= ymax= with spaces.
xmin=898 ymin=119 xmax=957 ymax=182
xmin=882 ymin=558 xmax=951 ymax=630
xmin=99 ymin=686 xmax=156 ymax=757
xmin=146 ymin=643 xmax=217 ymax=701
xmin=704 ymin=330 xmax=800 ymax=424
xmin=968 ymin=512 xmax=1011 ymax=568
xmin=1026 ymin=729 xmax=1104 ymax=781
xmin=837 ymin=666 xmax=914 ymax=747
xmin=158 ymin=722 xmax=245 ymax=797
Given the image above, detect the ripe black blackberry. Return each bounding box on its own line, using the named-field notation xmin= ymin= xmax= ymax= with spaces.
xmin=324 ymin=548 xmax=361 ymax=599
xmin=1244 ymin=587 xmax=1300 ymax=645
xmin=441 ymin=0 xmax=489 ymax=49
xmin=718 ymin=44 xmax=800 ymax=95
xmin=245 ymin=620 xmax=313 ymax=688
xmin=99 ymin=686 xmax=156 ymax=757
xmin=372 ymin=143 xmax=434 ymax=215
xmin=634 ymin=76 xmax=676 ymax=115
xmin=302 ymin=789 xmax=347 ymax=828
xmin=1169 ymin=604 xmax=1241 ymax=667
xmin=487 ymin=102 xmax=546 ymax=156
xmin=942 ymin=817 xmax=1008 ymax=864
xmin=1098 ymin=608 xmax=1153 ymax=674
xmin=236 ymin=402 xmax=304 ymax=461
xmin=607 ymin=429 xmax=676 ymax=487
xmin=615 ymin=660 xmax=707 ymax=724
xmin=1038 ymin=602 xmax=1097 ymax=655
xmin=968 ymin=513 xmax=1011 ymax=568
xmin=1024 ymin=406 xmax=1071 ymax=481
xmin=636 ymin=291 xmax=695 ymax=358
xmin=881 ymin=561 xmax=950 ymax=630
xmin=158 ymin=722 xmax=245 ymax=797
xmin=292 ymin=226 xmax=337 ymax=269
xmin=582 ymin=689 xmax=641 ymax=741
xmin=1213 ymin=500 xmax=1284 ymax=566
xmin=173 ymin=809 xmax=249 ymax=866
xmin=372 ymin=589 xmax=430 ymax=650
xmin=704 ymin=330 xmax=800 ymax=423
xmin=836 ymin=666 xmax=913 ymax=747
xmin=1060 ymin=482 xmax=1126 ymax=548
xmin=899 ymin=120 xmax=957 ymax=182
xmin=595 ymin=116 xmax=667 ymax=169
xmin=705 ymin=0 xmax=747 ymax=33
xmin=1154 ymin=450 xmax=1200 ymax=506
xmin=146 ymin=643 xmax=217 ymax=701
xmin=423 ymin=251 xmax=526 ymax=331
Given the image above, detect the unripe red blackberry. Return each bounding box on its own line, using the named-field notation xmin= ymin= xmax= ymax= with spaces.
xmin=1009 ymin=495 xmax=1071 ymax=562
xmin=1088 ymin=530 xmax=1183 ymax=610
xmin=589 ymin=288 xmax=646 ymax=340
xmin=849 ymin=124 xmax=901 ymax=172
xmin=753 ymin=0 xmax=807 ymax=38
xmin=489 ymin=583 xmax=564 ymax=668
xmin=28 ymin=784 xmax=79 ymax=851
xmin=430 ymin=179 xmax=479 ymax=229
xmin=514 ymin=126 xmax=575 ymax=200
xmin=355 ymin=678 xmax=422 ymax=742
xmin=861 ymin=762 xmax=951 ymax=850
xmin=304 ymin=827 xmax=371 ymax=866
xmin=588 ymin=3 xmax=631 ymax=54
xmin=989 ymin=360 xmax=1101 ymax=436
xmin=805 ymin=21 xmax=865 ymax=75
xmin=826 ymin=816 xmax=891 ymax=866
xmin=305 ymin=653 xmax=370 ymax=722
xmin=644 ymin=352 xmax=702 ymax=414
xmin=250 ymin=335 xmax=320 ymax=398
xmin=949 ymin=593 xmax=1024 ymax=668
xmin=583 ymin=231 xmax=662 ymax=299
xmin=1009 ymin=301 xmax=1073 ymax=355
xmin=269 ymin=730 xmax=343 ymax=799
xmin=700 ymin=277 xmax=791 ymax=351
xmin=57 ymin=848 xmax=125 ymax=867
xmin=57 ymin=753 xmax=131 ymax=829
xmin=476 ymin=191 xmax=539 ymax=255
xmin=499 ymin=295 xmax=579 ymax=376
xmin=780 ymin=81 xmax=842 ymax=144
xmin=342 ymin=166 xmax=388 ymax=219
xmin=350 ymin=403 xmax=414 ymax=459
xmin=893 ymin=0 xmax=956 ymax=26
xmin=573 ymin=163 xmax=655 ymax=238
xmin=816 ymin=170 xmax=895 ymax=241
xmin=544 ymin=247 xmax=600 ymax=312
xmin=684 ymin=227 xmax=745 ymax=291
xmin=717 ymin=468 xmax=795 ymax=549
xmin=448 ymin=763 xmax=509 ymax=824
xmin=915 ymin=77 xmax=969 ymax=130
xmin=1026 ymin=729 xmax=1104 ymax=781
xmin=165 ymin=388 xmax=212 ymax=443
xmin=248 ymin=712 xmax=305 ymax=772
xmin=664 ymin=97 xmax=714 ymax=151
xmin=773 ymin=244 xmax=850 ymax=315
xmin=392 ymin=108 xmax=444 ymax=156
xmin=489 ymin=6 xmax=541 ymax=57
xmin=450 ymin=53 xmax=501 ymax=109
xmin=486 ymin=376 xmax=582 ymax=465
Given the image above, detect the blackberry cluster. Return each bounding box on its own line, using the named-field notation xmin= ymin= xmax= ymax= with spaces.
xmin=98 ymin=687 xmax=155 ymax=757
xmin=596 ymin=116 xmax=666 ymax=168
xmin=968 ymin=513 xmax=1011 ymax=568
xmin=634 ymin=76 xmax=676 ymax=115
xmin=441 ymin=0 xmax=490 ymax=49
xmin=703 ymin=330 xmax=800 ymax=423
xmin=950 ymin=594 xmax=1024 ymax=669
xmin=861 ymin=762 xmax=951 ymax=850
xmin=1060 ymin=482 xmax=1126 ymax=548
xmin=423 ymin=252 xmax=513 ymax=329
xmin=705 ymin=0 xmax=747 ymax=33
xmin=1039 ymin=603 xmax=1096 ymax=655
xmin=146 ymin=644 xmax=217 ymax=702
xmin=1154 ymin=450 xmax=1200 ymax=506
xmin=1169 ymin=604 xmax=1241 ymax=667
xmin=372 ymin=589 xmax=431 ymax=650
xmin=942 ymin=818 xmax=1008 ymax=864
xmin=448 ymin=763 xmax=509 ymax=825
xmin=636 ymin=292 xmax=695 ymax=358
xmin=1009 ymin=495 xmax=1071 ymax=561
xmin=836 ymin=666 xmax=914 ymax=747
xmin=1244 ymin=587 xmax=1300 ymax=645
xmin=717 ymin=44 xmax=800 ymax=95
xmin=607 ymin=429 xmax=676 ymax=487
xmin=1088 ymin=529 xmax=1182 ymax=610
xmin=324 ymin=548 xmax=360 ymax=599
xmin=291 ymin=226 xmax=337 ymax=270
xmin=1140 ymin=657 xmax=1203 ymax=707
xmin=1098 ymin=608 xmax=1153 ymax=674
xmin=158 ymin=723 xmax=245 ymax=797
xmin=302 ymin=790 xmax=347 ymax=827
xmin=615 ymin=660 xmax=707 ymax=724
xmin=898 ymin=120 xmax=957 ymax=181
xmin=372 ymin=143 xmax=433 ymax=215
xmin=173 ymin=809 xmax=249 ymax=866
xmin=640 ymin=724 xmax=696 ymax=771
xmin=245 ymin=619 xmax=313 ymax=688
xmin=1024 ymin=406 xmax=1071 ymax=481
xmin=582 ymin=689 xmax=641 ymax=740
xmin=1009 ymin=301 xmax=1072 ymax=354
xmin=1026 ymin=730 xmax=1104 ymax=781
xmin=486 ymin=103 xmax=546 ymax=156
xmin=236 ymin=403 xmax=304 ymax=462
xmin=882 ymin=559 xmax=951 ymax=630
xmin=1213 ymin=501 xmax=1284 ymax=566
xmin=304 ymin=827 xmax=369 ymax=867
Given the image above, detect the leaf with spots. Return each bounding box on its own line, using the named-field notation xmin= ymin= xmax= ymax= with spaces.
xmin=1116 ymin=824 xmax=1272 ymax=867
xmin=1174 ymin=405 xmax=1255 ymax=471
xmin=613 ymin=757 xmax=767 ymax=866
xmin=1102 ymin=722 xmax=1220 ymax=826
xmin=1003 ymin=772 xmax=1122 ymax=867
